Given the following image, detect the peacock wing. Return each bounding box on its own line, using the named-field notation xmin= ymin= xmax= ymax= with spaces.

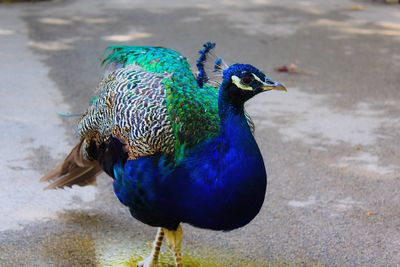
xmin=103 ymin=46 xmax=221 ymax=162
xmin=78 ymin=65 xmax=176 ymax=160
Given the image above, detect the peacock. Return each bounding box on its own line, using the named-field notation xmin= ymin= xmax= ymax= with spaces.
xmin=41 ymin=42 xmax=286 ymax=267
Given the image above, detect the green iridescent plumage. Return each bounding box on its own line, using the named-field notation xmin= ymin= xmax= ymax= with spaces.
xmin=103 ymin=46 xmax=220 ymax=161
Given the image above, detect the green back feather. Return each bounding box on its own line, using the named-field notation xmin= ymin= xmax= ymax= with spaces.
xmin=103 ymin=46 xmax=220 ymax=161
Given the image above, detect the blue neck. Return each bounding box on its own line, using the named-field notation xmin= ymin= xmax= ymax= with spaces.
xmin=218 ymin=83 xmax=253 ymax=142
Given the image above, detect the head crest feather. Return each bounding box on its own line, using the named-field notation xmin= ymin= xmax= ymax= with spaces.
xmin=195 ymin=42 xmax=228 ymax=88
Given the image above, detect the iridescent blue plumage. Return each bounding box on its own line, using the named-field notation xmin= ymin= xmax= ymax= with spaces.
xmin=112 ymin=63 xmax=287 ymax=234
xmin=113 ymin=93 xmax=267 ymax=230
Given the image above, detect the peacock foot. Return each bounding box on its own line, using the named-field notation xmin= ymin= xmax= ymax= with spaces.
xmin=136 ymin=255 xmax=158 ymax=267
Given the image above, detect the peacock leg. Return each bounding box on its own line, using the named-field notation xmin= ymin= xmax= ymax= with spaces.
xmin=137 ymin=228 xmax=164 ymax=267
xmin=163 ymin=224 xmax=183 ymax=267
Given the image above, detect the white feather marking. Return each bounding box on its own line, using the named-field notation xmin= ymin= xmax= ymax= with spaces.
xmin=231 ymin=75 xmax=253 ymax=91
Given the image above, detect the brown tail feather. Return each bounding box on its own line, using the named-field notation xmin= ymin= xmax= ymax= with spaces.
xmin=40 ymin=139 xmax=102 ymax=189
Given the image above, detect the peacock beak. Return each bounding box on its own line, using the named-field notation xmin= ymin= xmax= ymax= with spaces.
xmin=260 ymin=81 xmax=287 ymax=92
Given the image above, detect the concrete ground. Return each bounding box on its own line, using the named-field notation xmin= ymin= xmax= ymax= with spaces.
xmin=0 ymin=0 xmax=399 ymax=266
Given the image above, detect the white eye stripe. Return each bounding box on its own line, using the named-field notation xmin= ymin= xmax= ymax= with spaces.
xmin=251 ymin=73 xmax=263 ymax=83
xmin=231 ymin=75 xmax=253 ymax=91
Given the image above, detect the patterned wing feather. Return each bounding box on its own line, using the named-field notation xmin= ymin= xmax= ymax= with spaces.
xmin=102 ymin=46 xmax=221 ymax=161
xmin=78 ymin=66 xmax=175 ymax=160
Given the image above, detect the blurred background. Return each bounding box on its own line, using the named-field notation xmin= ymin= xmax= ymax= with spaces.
xmin=0 ymin=0 xmax=399 ymax=266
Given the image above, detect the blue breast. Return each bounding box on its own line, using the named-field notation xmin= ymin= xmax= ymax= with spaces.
xmin=113 ymin=110 xmax=267 ymax=231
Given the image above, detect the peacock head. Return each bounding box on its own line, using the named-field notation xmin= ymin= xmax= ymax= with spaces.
xmin=221 ymin=63 xmax=286 ymax=103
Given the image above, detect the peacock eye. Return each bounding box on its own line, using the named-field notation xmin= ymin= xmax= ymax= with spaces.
xmin=241 ymin=76 xmax=253 ymax=85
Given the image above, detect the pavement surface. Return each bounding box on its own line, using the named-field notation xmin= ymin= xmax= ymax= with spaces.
xmin=0 ymin=0 xmax=399 ymax=266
